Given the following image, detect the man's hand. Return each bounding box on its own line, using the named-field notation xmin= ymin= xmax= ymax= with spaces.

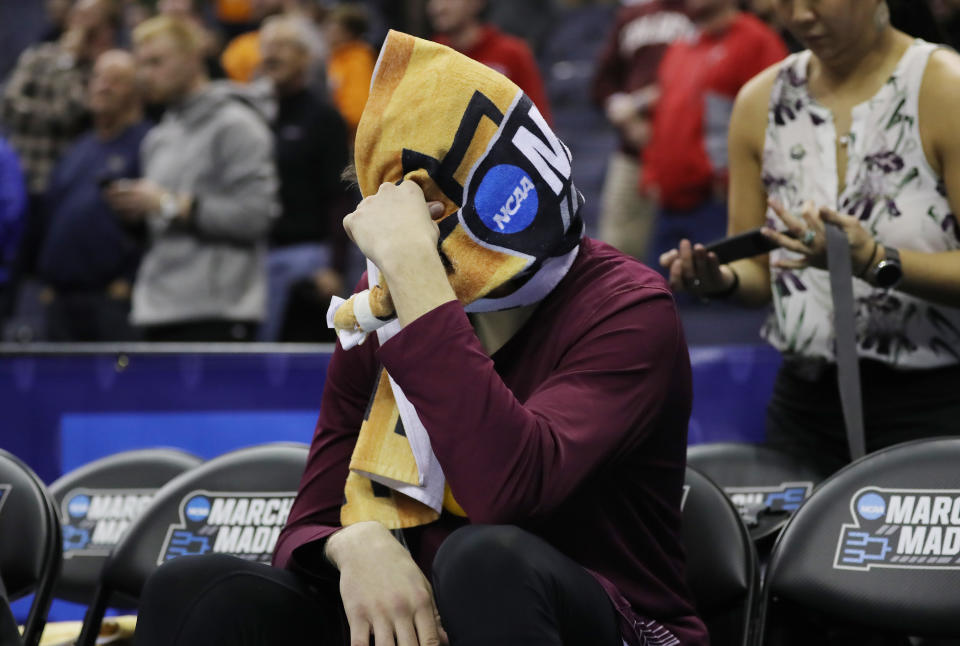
xmin=60 ymin=0 xmax=101 ymax=63
xmin=342 ymin=181 xmax=455 ymax=326
xmin=313 ymin=268 xmax=344 ymax=300
xmin=59 ymin=25 xmax=87 ymax=61
xmin=325 ymin=521 xmax=448 ymax=646
xmin=104 ymin=179 xmax=190 ymax=226
xmin=604 ymin=92 xmax=637 ymax=128
xmin=619 ymin=115 xmax=651 ymax=150
xmin=343 ymin=181 xmax=444 ymax=272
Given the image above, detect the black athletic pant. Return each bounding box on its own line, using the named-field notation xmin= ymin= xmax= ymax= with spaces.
xmin=134 ymin=525 xmax=623 ymax=646
xmin=765 ymin=359 xmax=960 ymax=474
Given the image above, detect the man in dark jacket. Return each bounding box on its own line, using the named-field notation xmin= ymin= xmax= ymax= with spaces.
xmin=258 ymin=15 xmax=353 ymax=342
xmin=37 ymin=50 xmax=150 ymax=341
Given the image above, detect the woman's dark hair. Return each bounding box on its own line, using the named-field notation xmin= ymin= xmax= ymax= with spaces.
xmin=888 ymin=0 xmax=945 ymax=44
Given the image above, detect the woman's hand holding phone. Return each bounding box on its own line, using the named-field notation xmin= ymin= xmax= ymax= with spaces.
xmin=660 ymin=240 xmax=737 ymax=297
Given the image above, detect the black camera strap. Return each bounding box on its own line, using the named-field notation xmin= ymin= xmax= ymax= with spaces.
xmin=825 ymin=224 xmax=866 ymax=460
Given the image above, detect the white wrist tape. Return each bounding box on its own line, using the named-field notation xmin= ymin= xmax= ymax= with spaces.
xmin=352 ymin=289 xmax=390 ymax=333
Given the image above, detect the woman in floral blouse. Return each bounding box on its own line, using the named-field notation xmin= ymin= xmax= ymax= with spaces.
xmin=661 ymin=0 xmax=960 ymax=472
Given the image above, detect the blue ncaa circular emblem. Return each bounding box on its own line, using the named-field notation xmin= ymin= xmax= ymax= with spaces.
xmin=68 ymin=494 xmax=91 ymax=519
xmin=856 ymin=492 xmax=886 ymax=520
xmin=185 ymin=495 xmax=211 ymax=522
xmin=475 ymin=164 xmax=539 ymax=234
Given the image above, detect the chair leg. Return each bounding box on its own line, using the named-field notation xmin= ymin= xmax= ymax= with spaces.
xmin=0 ymin=595 xmax=21 ymax=646
xmin=76 ymin=587 xmax=111 ymax=646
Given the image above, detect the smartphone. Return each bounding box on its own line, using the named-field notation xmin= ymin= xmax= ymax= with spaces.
xmin=703 ymin=228 xmax=780 ymax=264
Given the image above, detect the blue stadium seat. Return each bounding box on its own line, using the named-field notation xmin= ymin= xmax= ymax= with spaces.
xmin=49 ymin=448 xmax=203 ymax=606
xmin=0 ymin=449 xmax=61 ymax=646
xmin=75 ymin=442 xmax=308 ymax=646
xmin=683 ymin=465 xmax=759 ymax=646
xmin=758 ymin=437 xmax=960 ymax=644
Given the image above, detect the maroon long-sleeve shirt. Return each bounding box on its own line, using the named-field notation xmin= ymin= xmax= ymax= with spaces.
xmin=274 ymin=238 xmax=708 ymax=645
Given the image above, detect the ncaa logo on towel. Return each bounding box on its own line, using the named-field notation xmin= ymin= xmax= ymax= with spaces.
xmin=475 ymin=164 xmax=539 ymax=234
xmin=157 ymin=489 xmax=296 ymax=566
xmin=60 ymin=488 xmax=155 ymax=558
xmin=834 ymin=487 xmax=960 ymax=571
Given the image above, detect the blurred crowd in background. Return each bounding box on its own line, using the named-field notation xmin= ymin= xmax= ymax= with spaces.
xmin=0 ymin=0 xmax=958 ymax=344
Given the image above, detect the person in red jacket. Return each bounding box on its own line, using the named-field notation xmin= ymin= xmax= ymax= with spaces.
xmin=592 ymin=0 xmax=694 ymax=261
xmin=643 ymin=0 xmax=787 ymax=270
xmin=428 ymin=0 xmax=553 ymax=124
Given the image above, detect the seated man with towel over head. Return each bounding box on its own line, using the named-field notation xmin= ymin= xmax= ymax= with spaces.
xmin=133 ymin=30 xmax=707 ymax=646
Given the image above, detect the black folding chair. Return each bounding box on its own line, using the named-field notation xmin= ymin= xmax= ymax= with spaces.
xmin=0 ymin=450 xmax=62 ymax=646
xmin=49 ymin=448 xmax=203 ymax=606
xmin=688 ymin=442 xmax=832 ymax=552
xmin=75 ymin=443 xmax=308 ymax=646
xmin=683 ymin=465 xmax=760 ymax=646
xmin=759 ymin=437 xmax=960 ymax=644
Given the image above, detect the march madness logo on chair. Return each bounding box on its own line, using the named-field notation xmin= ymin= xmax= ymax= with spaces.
xmin=60 ymin=488 xmax=156 ymax=558
xmin=725 ymin=482 xmax=814 ymax=516
xmin=834 ymin=486 xmax=960 ymax=571
xmin=157 ymin=489 xmax=297 ymax=566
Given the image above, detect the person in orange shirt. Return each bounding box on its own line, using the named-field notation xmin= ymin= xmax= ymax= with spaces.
xmin=324 ymin=4 xmax=376 ymax=141
xmin=221 ymin=30 xmax=262 ymax=83
xmin=220 ymin=0 xmax=292 ymax=83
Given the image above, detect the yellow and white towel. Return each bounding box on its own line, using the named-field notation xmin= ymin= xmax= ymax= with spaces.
xmin=331 ymin=30 xmax=583 ymax=529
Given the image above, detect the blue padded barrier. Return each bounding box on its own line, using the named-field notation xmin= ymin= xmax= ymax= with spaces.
xmin=0 ymin=343 xmax=781 ymax=486
xmin=2 ymin=342 xmax=780 ymax=622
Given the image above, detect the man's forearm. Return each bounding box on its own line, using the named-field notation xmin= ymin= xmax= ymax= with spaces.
xmin=381 ymin=246 xmax=458 ymax=327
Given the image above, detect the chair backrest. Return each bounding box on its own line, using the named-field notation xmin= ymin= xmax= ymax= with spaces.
xmin=760 ymin=437 xmax=960 ymax=641
xmin=688 ymin=442 xmax=832 ymax=544
xmin=682 ymin=465 xmax=759 ymax=646
xmin=0 ymin=450 xmax=62 ymax=646
xmin=75 ymin=442 xmax=308 ymax=646
xmin=48 ymin=448 xmax=203 ymax=605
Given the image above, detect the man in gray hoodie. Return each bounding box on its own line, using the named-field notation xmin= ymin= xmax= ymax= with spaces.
xmin=106 ymin=15 xmax=278 ymax=341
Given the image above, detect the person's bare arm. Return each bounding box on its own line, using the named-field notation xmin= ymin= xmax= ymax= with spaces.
xmin=898 ymin=47 xmax=960 ymax=307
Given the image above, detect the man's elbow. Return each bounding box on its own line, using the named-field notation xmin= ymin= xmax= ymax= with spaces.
xmin=195 ymin=196 xmax=276 ymax=241
xmin=237 ymin=206 xmax=276 ymax=238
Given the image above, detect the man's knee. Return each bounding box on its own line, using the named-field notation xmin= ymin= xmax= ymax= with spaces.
xmin=141 ymin=554 xmax=242 ymax=603
xmin=433 ymin=525 xmax=542 ymax=595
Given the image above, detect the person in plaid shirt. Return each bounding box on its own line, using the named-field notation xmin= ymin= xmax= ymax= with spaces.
xmin=1 ymin=0 xmax=119 ymax=328
xmin=1 ymin=0 xmax=120 ymax=198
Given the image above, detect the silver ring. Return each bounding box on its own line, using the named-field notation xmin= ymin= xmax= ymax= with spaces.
xmin=801 ymin=228 xmax=816 ymax=246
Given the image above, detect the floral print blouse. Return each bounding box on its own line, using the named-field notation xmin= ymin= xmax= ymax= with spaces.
xmin=761 ymin=40 xmax=960 ymax=368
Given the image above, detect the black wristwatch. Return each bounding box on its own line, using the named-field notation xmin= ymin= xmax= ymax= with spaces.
xmin=871 ymin=246 xmax=903 ymax=289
